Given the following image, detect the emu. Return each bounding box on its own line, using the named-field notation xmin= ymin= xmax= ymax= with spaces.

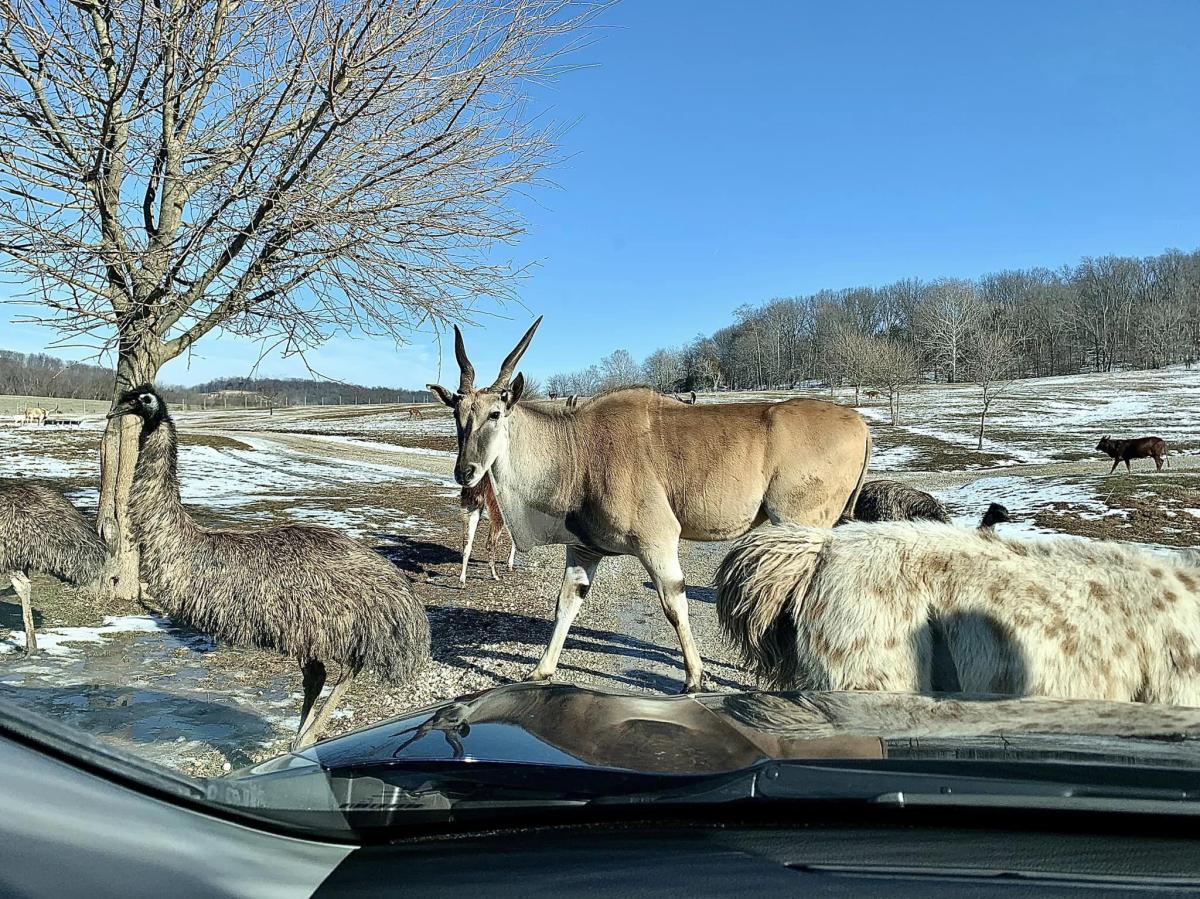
xmin=716 ymin=521 xmax=1200 ymax=704
xmin=1 ymin=482 xmax=106 ymax=652
xmin=851 ymin=479 xmax=949 ymax=524
xmin=979 ymin=502 xmax=1012 ymax=530
xmin=459 ymin=473 xmax=515 ymax=584
xmin=108 ymin=385 xmax=430 ymax=749
xmin=428 ymin=318 xmax=871 ymax=693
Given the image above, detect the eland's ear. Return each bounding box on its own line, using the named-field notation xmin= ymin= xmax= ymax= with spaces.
xmin=427 ymin=384 xmax=457 ymax=407
xmin=503 ymin=372 xmax=526 ymax=409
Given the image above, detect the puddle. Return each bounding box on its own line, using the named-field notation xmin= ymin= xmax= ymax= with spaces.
xmin=0 ymin=616 xmax=296 ymax=769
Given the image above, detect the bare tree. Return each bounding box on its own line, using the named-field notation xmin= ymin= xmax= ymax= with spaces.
xmin=866 ymin=337 xmax=919 ymax=425
xmin=0 ymin=0 xmax=588 ymax=598
xmin=831 ymin=328 xmax=872 ymax=406
xmin=915 ymin=279 xmax=982 ymax=383
xmin=642 ymin=347 xmax=682 ymax=393
xmin=965 ymin=326 xmax=1018 ymax=450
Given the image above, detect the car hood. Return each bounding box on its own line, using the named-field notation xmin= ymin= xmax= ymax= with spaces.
xmin=286 ymin=683 xmax=1200 ymax=775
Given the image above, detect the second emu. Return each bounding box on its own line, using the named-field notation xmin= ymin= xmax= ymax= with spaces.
xmin=851 ymin=479 xmax=949 ymax=523
xmin=109 ymin=385 xmax=431 ymax=749
xmin=1 ymin=482 xmax=107 ymax=652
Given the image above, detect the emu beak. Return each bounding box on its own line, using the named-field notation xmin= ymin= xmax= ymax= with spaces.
xmin=106 ymin=401 xmax=137 ymax=419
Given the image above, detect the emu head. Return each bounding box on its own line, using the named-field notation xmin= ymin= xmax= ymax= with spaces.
xmin=428 ymin=316 xmax=542 ymax=487
xmin=107 ymin=384 xmax=168 ymax=429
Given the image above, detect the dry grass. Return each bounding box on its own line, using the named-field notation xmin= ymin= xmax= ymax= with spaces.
xmin=1034 ymin=474 xmax=1200 ymax=547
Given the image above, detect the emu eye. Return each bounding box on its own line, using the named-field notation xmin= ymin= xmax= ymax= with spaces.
xmin=488 ymin=409 xmax=501 ymax=421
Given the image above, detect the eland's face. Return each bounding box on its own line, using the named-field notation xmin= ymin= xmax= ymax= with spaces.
xmin=449 ymin=389 xmax=516 ymax=487
xmin=427 ymin=316 xmax=542 ymax=488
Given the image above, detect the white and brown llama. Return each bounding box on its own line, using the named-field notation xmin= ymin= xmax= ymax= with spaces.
xmin=716 ymin=521 xmax=1200 ymax=704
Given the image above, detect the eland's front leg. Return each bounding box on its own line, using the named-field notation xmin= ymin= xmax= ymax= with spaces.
xmin=639 ymin=544 xmax=704 ymax=693
xmin=528 ymin=546 xmax=602 ymax=682
xmin=459 ymin=507 xmax=481 ymax=585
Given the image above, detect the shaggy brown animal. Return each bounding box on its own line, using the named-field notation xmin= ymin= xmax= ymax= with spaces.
xmin=851 ymin=479 xmax=949 ymax=524
xmin=1 ymin=482 xmax=106 ymax=652
xmin=1096 ymin=435 xmax=1168 ymax=473
xmin=109 ymin=386 xmax=430 ymax=749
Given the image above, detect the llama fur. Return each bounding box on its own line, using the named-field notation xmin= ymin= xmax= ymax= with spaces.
xmin=716 ymin=521 xmax=1200 ymax=704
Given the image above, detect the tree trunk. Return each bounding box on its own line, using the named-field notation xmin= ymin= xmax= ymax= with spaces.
xmin=96 ymin=342 xmax=164 ymax=602
xmin=977 ymin=401 xmax=988 ymax=450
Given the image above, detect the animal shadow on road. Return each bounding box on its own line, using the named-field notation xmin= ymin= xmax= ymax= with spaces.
xmin=428 ymin=605 xmax=746 ymax=694
xmin=373 ymin=534 xmax=459 ymax=575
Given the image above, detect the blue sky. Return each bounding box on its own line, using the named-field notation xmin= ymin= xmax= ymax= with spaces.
xmin=4 ymin=0 xmax=1200 ymax=387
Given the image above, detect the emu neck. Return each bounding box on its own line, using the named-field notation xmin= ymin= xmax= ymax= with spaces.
xmin=131 ymin=416 xmax=199 ymax=553
xmin=488 ymin=405 xmax=580 ymax=547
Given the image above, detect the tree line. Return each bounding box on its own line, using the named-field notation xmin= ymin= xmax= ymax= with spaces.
xmin=547 ymin=246 xmax=1200 ymax=441
xmin=0 ymin=350 xmax=430 ymax=407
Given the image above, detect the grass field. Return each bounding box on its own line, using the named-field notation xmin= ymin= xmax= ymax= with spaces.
xmin=1 ymin=365 xmax=1198 ymax=774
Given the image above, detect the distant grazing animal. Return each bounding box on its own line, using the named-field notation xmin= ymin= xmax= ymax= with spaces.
xmin=979 ymin=502 xmax=1012 ymax=530
xmin=716 ymin=521 xmax=1200 ymax=704
xmin=671 ymin=391 xmax=697 ymax=405
xmin=408 ymin=407 xmax=423 ymax=419
xmin=1096 ymin=435 xmax=1168 ymax=473
xmin=22 ymin=407 xmax=46 ymax=427
xmin=459 ymin=473 xmax=515 ymax=584
xmin=851 ymin=479 xmax=949 ymax=524
xmin=865 ymin=390 xmax=881 ymax=400
xmin=108 ymin=385 xmax=430 ymax=749
xmin=1 ymin=482 xmax=107 ymax=652
xmin=427 ymin=317 xmax=872 ymax=692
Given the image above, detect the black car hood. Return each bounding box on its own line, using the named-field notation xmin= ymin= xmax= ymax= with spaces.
xmin=274 ymin=682 xmax=1200 ymax=776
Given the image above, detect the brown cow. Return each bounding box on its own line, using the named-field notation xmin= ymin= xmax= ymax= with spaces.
xmin=1096 ymin=435 xmax=1168 ymax=473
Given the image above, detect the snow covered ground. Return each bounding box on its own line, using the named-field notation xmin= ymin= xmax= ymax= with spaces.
xmin=3 ymin=364 xmax=1200 ymax=773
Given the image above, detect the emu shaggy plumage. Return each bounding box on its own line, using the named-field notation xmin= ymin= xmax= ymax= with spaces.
xmin=1 ymin=482 xmax=106 ymax=652
xmin=111 ymin=385 xmax=430 ymax=748
xmin=716 ymin=521 xmax=1200 ymax=704
xmin=852 ymin=479 xmax=949 ymax=524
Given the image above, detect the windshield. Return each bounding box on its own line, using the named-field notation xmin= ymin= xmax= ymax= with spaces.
xmin=2 ymin=0 xmax=1200 ymax=840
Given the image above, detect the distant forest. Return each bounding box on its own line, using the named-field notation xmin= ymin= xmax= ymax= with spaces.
xmin=0 ymin=350 xmax=427 ymax=405
xmin=548 ymin=246 xmax=1200 ymax=396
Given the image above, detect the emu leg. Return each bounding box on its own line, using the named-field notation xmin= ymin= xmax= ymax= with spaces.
xmin=528 ymin=546 xmax=602 ymax=682
xmin=294 ymin=660 xmax=327 ymax=749
xmin=294 ymin=672 xmax=357 ymax=750
xmin=638 ymin=543 xmax=704 ymax=694
xmin=10 ymin=572 xmax=35 ymax=653
xmin=460 ymin=507 xmax=481 ymax=585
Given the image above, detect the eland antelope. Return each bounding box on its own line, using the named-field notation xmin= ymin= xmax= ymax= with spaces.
xmin=428 ymin=317 xmax=873 ymax=692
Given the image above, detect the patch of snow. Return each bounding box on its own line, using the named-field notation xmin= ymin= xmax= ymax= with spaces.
xmin=870 ymin=445 xmax=918 ymax=471
xmin=0 ymin=615 xmax=169 ymax=657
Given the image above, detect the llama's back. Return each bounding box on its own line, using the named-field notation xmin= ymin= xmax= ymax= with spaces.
xmin=0 ymin=481 xmax=105 ymax=585
xmin=719 ymin=520 xmax=1200 ymax=702
xmin=140 ymin=522 xmax=430 ymax=683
